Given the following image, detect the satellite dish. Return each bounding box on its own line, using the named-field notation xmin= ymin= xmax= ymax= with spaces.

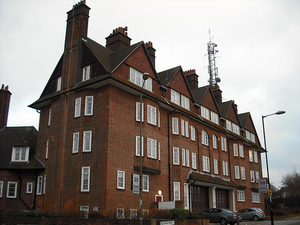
xmin=216 ymin=77 xmax=221 ymax=82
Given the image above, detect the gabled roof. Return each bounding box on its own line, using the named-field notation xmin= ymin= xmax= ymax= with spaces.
xmin=0 ymin=126 xmax=44 ymax=170
xmin=218 ymin=100 xmax=232 ymax=118
xmin=191 ymin=85 xmax=209 ymax=104
xmin=158 ymin=66 xmax=181 ymax=87
xmin=238 ymin=112 xmax=250 ymax=128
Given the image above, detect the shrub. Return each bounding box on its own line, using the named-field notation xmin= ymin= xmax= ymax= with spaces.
xmin=274 ymin=210 xmax=288 ymax=216
xmin=170 ymin=208 xmax=199 ymax=220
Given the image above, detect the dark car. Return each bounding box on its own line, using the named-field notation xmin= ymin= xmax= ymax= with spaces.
xmin=237 ymin=207 xmax=265 ymax=221
xmin=201 ymin=208 xmax=241 ymax=225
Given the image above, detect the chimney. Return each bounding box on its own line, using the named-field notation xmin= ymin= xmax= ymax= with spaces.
xmin=64 ymin=1 xmax=90 ymax=51
xmin=106 ymin=27 xmax=131 ymax=51
xmin=0 ymin=84 xmax=12 ymax=129
xmin=145 ymin=41 xmax=156 ymax=68
xmin=211 ymin=85 xmax=222 ymax=104
xmin=184 ymin=69 xmax=198 ymax=89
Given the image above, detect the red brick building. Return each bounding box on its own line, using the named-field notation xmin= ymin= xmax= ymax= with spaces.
xmin=28 ymin=1 xmax=265 ymax=217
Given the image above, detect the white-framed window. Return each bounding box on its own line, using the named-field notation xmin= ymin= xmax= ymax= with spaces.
xmin=239 ymin=145 xmax=244 ymax=158
xmin=233 ymin=143 xmax=238 ymax=156
xmin=201 ymin=106 xmax=210 ymax=120
xmin=143 ymin=175 xmax=149 ymax=192
xmin=84 ymin=96 xmax=93 ymax=116
xmin=185 ymin=121 xmax=189 ymax=138
xmin=37 ymin=176 xmax=43 ymax=195
xmin=222 ymin=161 xmax=228 ymax=176
xmin=232 ymin=123 xmax=240 ymax=135
xmin=214 ymin=159 xmax=218 ymax=174
xmin=212 ymin=135 xmax=217 ymax=149
xmin=174 ymin=182 xmax=180 ymax=201
xmin=191 ymin=126 xmax=195 ymax=141
xmin=117 ymin=170 xmax=125 ymax=190
xmin=56 ymin=77 xmax=62 ymax=91
xmin=80 ymin=206 xmax=89 ymax=219
xmin=82 ymin=65 xmax=90 ymax=81
xmin=249 ymin=150 xmax=253 ymax=162
xmin=201 ymin=130 xmax=209 ymax=146
xmin=26 ymin=182 xmax=33 ymax=194
xmin=186 ymin=150 xmax=190 ymax=167
xmin=7 ymin=182 xmax=17 ymax=198
xmin=252 ymin=192 xmax=260 ymax=203
xmin=136 ymin=102 xmax=144 ymax=122
xmin=158 ymin=110 xmax=160 ymax=128
xmin=135 ymin=136 xmax=144 ymax=156
xmin=237 ymin=190 xmax=245 ymax=202
xmin=147 ymin=138 xmax=157 ymax=159
xmin=43 ymin=175 xmax=46 ymax=194
xmin=235 ymin=166 xmax=240 ymax=179
xmin=158 ymin=142 xmax=161 ymax=161
xmin=211 ymin=111 xmax=219 ymax=125
xmin=250 ymin=133 xmax=256 ymax=143
xmin=202 ymin=156 xmax=210 ymax=172
xmin=48 ymin=108 xmax=52 ymax=126
xmin=129 ymin=67 xmax=152 ymax=92
xmin=45 ymin=140 xmax=49 ymax=159
xmin=171 ymin=89 xmax=180 ymax=105
xmin=11 ymin=146 xmax=29 ymax=162
xmin=181 ymin=95 xmax=190 ymax=110
xmin=226 ymin=119 xmax=232 ymax=131
xmin=75 ymin=97 xmax=81 ymax=118
xmin=173 ymin=147 xmax=180 ymax=165
xmin=81 ymin=167 xmax=90 ymax=192
xmin=184 ymin=183 xmax=189 ymax=210
xmin=254 ymin=151 xmax=258 ymax=163
xmin=255 ymin=171 xmax=260 ymax=182
xmin=83 ymin=131 xmax=92 ymax=152
xmin=72 ymin=132 xmax=79 ymax=153
xmin=241 ymin=167 xmax=246 ymax=180
xmin=130 ymin=209 xmax=138 ymax=219
xmin=221 ymin=137 xmax=227 ymax=151
xmin=147 ymin=105 xmax=157 ymax=126
xmin=116 ymin=208 xmax=125 ymax=219
xmin=182 ymin=149 xmax=186 ymax=166
xmin=172 ymin=117 xmax=179 ymax=134
xmin=250 ymin=170 xmax=255 ymax=183
xmin=144 ymin=77 xmax=153 ymax=92
xmin=181 ymin=119 xmax=185 ymax=136
xmin=192 ymin=153 xmax=197 ymax=169
xmin=0 ymin=181 xmax=3 ymax=198
xmin=246 ymin=130 xmax=251 ymax=140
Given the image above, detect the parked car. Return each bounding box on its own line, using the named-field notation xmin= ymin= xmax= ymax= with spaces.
xmin=201 ymin=208 xmax=241 ymax=225
xmin=237 ymin=207 xmax=265 ymax=221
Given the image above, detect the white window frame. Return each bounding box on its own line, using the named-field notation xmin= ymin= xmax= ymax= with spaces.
xmin=48 ymin=108 xmax=51 ymax=126
xmin=255 ymin=171 xmax=260 ymax=182
xmin=250 ymin=133 xmax=256 ymax=143
xmin=56 ymin=77 xmax=62 ymax=91
xmin=250 ymin=170 xmax=255 ymax=183
xmin=235 ymin=166 xmax=240 ymax=179
xmin=232 ymin=123 xmax=240 ymax=135
xmin=75 ymin=97 xmax=81 ymax=118
xmin=249 ymin=150 xmax=253 ymax=162
xmin=233 ymin=143 xmax=238 ymax=157
xmin=222 ymin=161 xmax=228 ymax=176
xmin=173 ymin=147 xmax=180 ymax=165
xmin=84 ymin=96 xmax=93 ymax=116
xmin=246 ymin=130 xmax=251 ymax=140
xmin=226 ymin=119 xmax=232 ymax=131
xmin=135 ymin=136 xmax=144 ymax=156
xmin=172 ymin=117 xmax=179 ymax=135
xmin=83 ymin=131 xmax=92 ymax=152
xmin=181 ymin=95 xmax=190 ymax=110
xmin=214 ymin=159 xmax=218 ymax=174
xmin=185 ymin=121 xmax=189 ymax=138
xmin=81 ymin=167 xmax=90 ymax=192
xmin=252 ymin=192 xmax=260 ymax=203
xmin=11 ymin=146 xmax=29 ymax=162
xmin=174 ymin=182 xmax=180 ymax=201
xmin=182 ymin=149 xmax=186 ymax=166
xmin=210 ymin=111 xmax=219 ymax=125
xmin=201 ymin=130 xmax=209 ymax=146
xmin=26 ymin=182 xmax=33 ymax=194
xmin=184 ymin=183 xmax=189 ymax=210
xmin=241 ymin=167 xmax=246 ymax=180
xmin=186 ymin=150 xmax=190 ymax=167
xmin=171 ymin=89 xmax=180 ymax=105
xmin=82 ymin=65 xmax=90 ymax=81
xmin=117 ymin=170 xmax=125 ymax=190
xmin=254 ymin=151 xmax=258 ymax=163
xmin=201 ymin=106 xmax=210 ymax=120
xmin=158 ymin=110 xmax=160 ymax=128
xmin=136 ymin=102 xmax=144 ymax=122
xmin=72 ymin=132 xmax=80 ymax=153
xmin=147 ymin=138 xmax=157 ymax=159
xmin=191 ymin=126 xmax=195 ymax=141
xmin=237 ymin=190 xmax=245 ymax=202
xmin=202 ymin=156 xmax=210 ymax=172
xmin=80 ymin=206 xmax=89 ymax=219
xmin=239 ymin=144 xmax=244 ymax=158
xmin=181 ymin=119 xmax=185 ymax=136
xmin=7 ymin=181 xmax=18 ymax=198
xmin=43 ymin=175 xmax=46 ymax=194
xmin=143 ymin=175 xmax=149 ymax=192
xmin=37 ymin=176 xmax=43 ymax=195
xmin=45 ymin=140 xmax=49 ymax=159
xmin=147 ymin=105 xmax=157 ymax=126
xmin=212 ymin=135 xmax=217 ymax=149
xmin=129 ymin=67 xmax=152 ymax=91
xmin=221 ymin=137 xmax=227 ymax=151
xmin=192 ymin=153 xmax=197 ymax=169
xmin=158 ymin=142 xmax=161 ymax=161
xmin=0 ymin=181 xmax=3 ymax=198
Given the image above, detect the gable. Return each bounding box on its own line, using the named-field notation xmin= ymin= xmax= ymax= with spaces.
xmin=244 ymin=113 xmax=257 ymax=134
xmin=168 ymin=69 xmax=192 ymax=99
xmin=200 ymin=88 xmax=219 ymax=113
xmin=226 ymin=103 xmax=240 ymax=125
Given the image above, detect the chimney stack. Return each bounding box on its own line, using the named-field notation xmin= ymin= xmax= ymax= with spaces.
xmin=211 ymin=85 xmax=222 ymax=104
xmin=106 ymin=27 xmax=131 ymax=51
xmin=184 ymin=69 xmax=198 ymax=89
xmin=145 ymin=41 xmax=156 ymax=68
xmin=0 ymin=84 xmax=12 ymax=129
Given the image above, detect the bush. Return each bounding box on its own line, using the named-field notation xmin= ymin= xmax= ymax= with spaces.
xmin=274 ymin=210 xmax=288 ymax=216
xmin=170 ymin=208 xmax=199 ymax=220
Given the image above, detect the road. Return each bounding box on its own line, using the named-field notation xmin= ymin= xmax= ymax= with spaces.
xmin=210 ymin=217 xmax=300 ymax=225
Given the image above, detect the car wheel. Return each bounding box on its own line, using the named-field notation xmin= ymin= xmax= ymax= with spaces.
xmin=253 ymin=215 xmax=259 ymax=221
xmin=220 ymin=218 xmax=228 ymax=225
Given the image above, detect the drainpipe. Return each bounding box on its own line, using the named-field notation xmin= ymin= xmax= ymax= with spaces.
xmin=167 ymin=109 xmax=176 ymax=201
xmin=16 ymin=170 xmax=31 ymax=210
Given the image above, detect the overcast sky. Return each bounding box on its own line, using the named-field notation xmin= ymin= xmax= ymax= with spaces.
xmin=1 ymin=0 xmax=299 ymax=188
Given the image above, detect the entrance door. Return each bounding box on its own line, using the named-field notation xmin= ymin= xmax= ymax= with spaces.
xmin=191 ymin=186 xmax=209 ymax=213
xmin=216 ymin=188 xmax=228 ymax=208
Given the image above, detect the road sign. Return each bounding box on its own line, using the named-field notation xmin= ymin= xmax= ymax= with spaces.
xmin=268 ymin=189 xmax=273 ymax=196
xmin=258 ymin=179 xmax=267 ymax=193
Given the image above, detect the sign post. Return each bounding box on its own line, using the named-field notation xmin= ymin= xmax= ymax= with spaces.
xmin=258 ymin=178 xmax=267 ymax=194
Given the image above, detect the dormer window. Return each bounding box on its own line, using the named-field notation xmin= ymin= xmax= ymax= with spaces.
xmin=82 ymin=65 xmax=90 ymax=81
xmin=11 ymin=147 xmax=29 ymax=162
xmin=129 ymin=67 xmax=152 ymax=92
xmin=171 ymin=89 xmax=180 ymax=105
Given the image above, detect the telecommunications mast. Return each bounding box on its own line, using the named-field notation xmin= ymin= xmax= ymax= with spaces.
xmin=207 ymin=30 xmax=221 ymax=87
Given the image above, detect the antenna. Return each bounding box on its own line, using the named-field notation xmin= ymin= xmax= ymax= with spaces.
xmin=207 ymin=29 xmax=221 ymax=87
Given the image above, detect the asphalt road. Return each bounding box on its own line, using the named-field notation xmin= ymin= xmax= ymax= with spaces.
xmin=210 ymin=217 xmax=300 ymax=225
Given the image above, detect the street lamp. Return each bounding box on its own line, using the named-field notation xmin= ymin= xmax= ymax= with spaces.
xmin=139 ymin=72 xmax=150 ymax=225
xmin=262 ymin=110 xmax=285 ymax=225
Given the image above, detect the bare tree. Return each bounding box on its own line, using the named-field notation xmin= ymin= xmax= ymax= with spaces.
xmin=281 ymin=170 xmax=300 ymax=196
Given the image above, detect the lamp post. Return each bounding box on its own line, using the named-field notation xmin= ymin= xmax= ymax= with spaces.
xmin=139 ymin=72 xmax=150 ymax=225
xmin=262 ymin=110 xmax=285 ymax=225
